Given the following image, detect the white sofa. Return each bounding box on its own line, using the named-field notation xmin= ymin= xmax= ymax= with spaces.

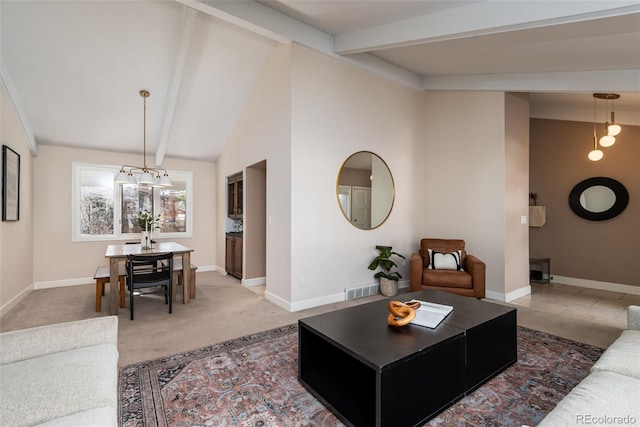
xmin=0 ymin=316 xmax=119 ymax=426
xmin=538 ymin=305 xmax=640 ymax=426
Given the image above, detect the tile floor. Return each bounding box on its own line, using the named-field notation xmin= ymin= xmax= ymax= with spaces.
xmin=511 ymin=281 xmax=640 ymax=330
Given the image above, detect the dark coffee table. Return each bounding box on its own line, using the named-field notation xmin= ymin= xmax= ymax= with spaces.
xmin=298 ymin=289 xmax=517 ymax=427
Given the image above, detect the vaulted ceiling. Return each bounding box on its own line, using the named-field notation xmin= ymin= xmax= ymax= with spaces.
xmin=2 ymin=1 xmax=639 ymax=164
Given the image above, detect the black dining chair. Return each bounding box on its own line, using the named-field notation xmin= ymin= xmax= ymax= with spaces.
xmin=126 ymin=252 xmax=174 ymax=320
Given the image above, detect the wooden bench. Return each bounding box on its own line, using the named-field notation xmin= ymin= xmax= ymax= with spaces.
xmin=94 ymin=265 xmax=126 ymax=312
xmin=171 ymin=259 xmax=198 ymax=302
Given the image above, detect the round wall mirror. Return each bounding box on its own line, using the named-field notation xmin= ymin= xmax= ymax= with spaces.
xmin=568 ymin=177 xmax=629 ymax=221
xmin=336 ymin=151 xmax=395 ymax=230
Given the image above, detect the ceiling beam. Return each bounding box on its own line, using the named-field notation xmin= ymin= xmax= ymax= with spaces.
xmin=334 ymin=2 xmax=640 ymax=54
xmin=154 ymin=6 xmax=198 ymax=167
xmin=174 ymin=0 xmax=296 ymax=44
xmin=175 ymin=0 xmax=424 ymax=90
xmin=1 ymin=58 xmax=37 ymax=157
xmin=422 ymin=69 xmax=640 ymax=93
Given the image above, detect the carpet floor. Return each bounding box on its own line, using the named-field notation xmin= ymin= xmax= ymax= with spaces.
xmin=119 ymin=325 xmax=603 ymax=427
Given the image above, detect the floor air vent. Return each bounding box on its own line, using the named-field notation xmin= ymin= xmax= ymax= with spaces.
xmin=345 ymin=283 xmax=379 ymax=300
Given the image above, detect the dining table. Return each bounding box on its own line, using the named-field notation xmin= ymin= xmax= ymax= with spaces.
xmin=104 ymin=241 xmax=194 ymax=315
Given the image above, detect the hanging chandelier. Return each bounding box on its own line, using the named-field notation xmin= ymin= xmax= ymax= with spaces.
xmin=588 ymin=95 xmax=604 ymax=161
xmin=114 ymin=90 xmax=172 ymax=186
xmin=594 ymin=93 xmax=622 ymax=149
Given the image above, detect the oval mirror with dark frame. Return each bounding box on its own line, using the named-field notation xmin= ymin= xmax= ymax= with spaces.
xmin=568 ymin=177 xmax=629 ymax=221
xmin=336 ymin=151 xmax=395 ymax=230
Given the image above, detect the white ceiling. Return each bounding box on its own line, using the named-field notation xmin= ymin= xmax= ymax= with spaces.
xmin=1 ymin=0 xmax=639 ymax=163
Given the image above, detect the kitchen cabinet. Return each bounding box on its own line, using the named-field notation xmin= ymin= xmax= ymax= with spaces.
xmin=225 ymin=233 xmax=243 ymax=279
xmin=227 ymin=173 xmax=243 ymax=219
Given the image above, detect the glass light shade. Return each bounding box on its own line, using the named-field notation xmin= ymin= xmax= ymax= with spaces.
xmin=138 ymin=171 xmax=155 ymax=185
xmin=159 ymin=174 xmax=173 ymax=187
xmin=599 ymin=134 xmax=615 ymax=147
xmin=607 ymin=123 xmax=621 ymax=136
xmin=114 ymin=171 xmax=130 ymax=183
xmin=588 ymin=149 xmax=603 ymax=161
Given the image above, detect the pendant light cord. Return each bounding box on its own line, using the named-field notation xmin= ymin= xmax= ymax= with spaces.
xmin=143 ymin=91 xmax=148 ymax=171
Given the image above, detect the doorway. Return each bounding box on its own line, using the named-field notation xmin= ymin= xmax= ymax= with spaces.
xmin=351 ymin=186 xmax=371 ymax=229
xmin=244 ymin=160 xmax=267 ymax=286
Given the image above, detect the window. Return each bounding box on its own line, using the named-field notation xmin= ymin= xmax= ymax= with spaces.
xmin=72 ymin=163 xmax=192 ymax=242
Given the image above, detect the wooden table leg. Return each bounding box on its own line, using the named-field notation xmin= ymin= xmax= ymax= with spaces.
xmin=109 ymin=258 xmax=120 ymax=315
xmin=182 ymin=252 xmax=191 ymax=304
xmin=190 ymin=267 xmax=196 ymax=299
xmin=96 ymin=279 xmax=104 ymax=312
xmin=119 ymin=276 xmax=126 ymax=308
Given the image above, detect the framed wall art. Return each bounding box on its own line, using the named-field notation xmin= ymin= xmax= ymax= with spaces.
xmin=2 ymin=144 xmax=20 ymax=221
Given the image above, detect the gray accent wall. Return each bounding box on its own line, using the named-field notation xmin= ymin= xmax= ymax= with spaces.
xmin=529 ymin=118 xmax=639 ymax=288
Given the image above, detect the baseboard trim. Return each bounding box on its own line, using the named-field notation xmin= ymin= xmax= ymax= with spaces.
xmin=35 ymin=278 xmax=90 ymax=289
xmin=398 ymin=279 xmax=410 ymax=290
xmin=264 ymin=290 xmax=291 ymax=311
xmin=280 ymin=280 xmax=411 ymax=312
xmin=290 ymin=292 xmax=345 ymax=312
xmin=0 ymin=284 xmax=34 ymax=318
xmin=552 ymin=275 xmax=640 ymax=295
xmin=485 ymin=277 xmax=640 ymax=302
xmin=265 ymin=290 xmax=346 ymax=313
xmin=485 ymin=284 xmax=532 ymax=303
xmin=33 ymin=264 xmax=218 ymax=290
xmin=243 ymin=277 xmax=266 ymax=287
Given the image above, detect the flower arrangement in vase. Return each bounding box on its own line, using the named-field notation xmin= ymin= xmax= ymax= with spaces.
xmin=136 ymin=210 xmax=160 ymax=248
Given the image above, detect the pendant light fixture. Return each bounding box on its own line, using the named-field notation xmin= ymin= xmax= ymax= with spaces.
xmin=594 ymin=93 xmax=622 ymax=148
xmin=606 ymin=96 xmax=622 ymax=137
xmin=588 ymin=136 xmax=603 ymax=161
xmin=114 ymin=90 xmax=172 ymax=186
xmin=588 ymin=96 xmax=603 ymax=161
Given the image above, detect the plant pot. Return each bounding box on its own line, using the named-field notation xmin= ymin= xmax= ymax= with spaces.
xmin=379 ymin=277 xmax=398 ymax=296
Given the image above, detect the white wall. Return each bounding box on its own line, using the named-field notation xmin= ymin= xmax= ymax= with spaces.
xmin=219 ymin=44 xmax=533 ymax=310
xmin=217 ymin=43 xmax=424 ymax=311
xmin=0 ymin=85 xmax=34 ymax=315
xmin=421 ymin=91 xmax=510 ymax=299
xmin=32 ymin=145 xmax=215 ymax=286
xmin=216 ymin=44 xmax=293 ymax=304
xmin=289 ymin=44 xmax=423 ymax=310
xmin=504 ymin=93 xmax=531 ymax=300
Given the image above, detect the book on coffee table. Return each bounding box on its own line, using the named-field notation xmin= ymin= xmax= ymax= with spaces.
xmin=405 ymin=299 xmax=453 ymax=328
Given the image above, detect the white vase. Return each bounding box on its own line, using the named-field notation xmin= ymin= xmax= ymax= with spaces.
xmin=140 ymin=231 xmax=151 ymax=248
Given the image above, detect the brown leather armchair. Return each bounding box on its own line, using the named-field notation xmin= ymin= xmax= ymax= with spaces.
xmin=410 ymin=238 xmax=485 ymax=299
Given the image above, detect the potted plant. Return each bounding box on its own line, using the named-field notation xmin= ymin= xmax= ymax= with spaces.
xmin=368 ymin=245 xmax=405 ymax=296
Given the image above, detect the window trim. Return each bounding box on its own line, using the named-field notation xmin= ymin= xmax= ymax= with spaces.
xmin=72 ymin=162 xmax=193 ymax=242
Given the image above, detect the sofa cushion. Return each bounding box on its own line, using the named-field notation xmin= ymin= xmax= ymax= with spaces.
xmin=629 ymin=305 xmax=640 ymax=330
xmin=0 ymin=343 xmax=118 ymax=427
xmin=537 ymin=370 xmax=640 ymax=426
xmin=423 ymin=269 xmax=472 ymax=289
xmin=590 ymin=330 xmax=640 ymax=379
xmin=0 ymin=316 xmax=118 ymax=365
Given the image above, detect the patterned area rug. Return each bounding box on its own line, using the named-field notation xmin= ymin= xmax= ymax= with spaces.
xmin=119 ymin=325 xmax=604 ymax=427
